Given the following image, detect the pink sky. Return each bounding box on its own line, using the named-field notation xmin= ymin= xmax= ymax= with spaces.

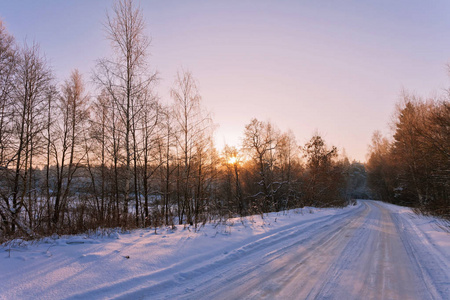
xmin=2 ymin=0 xmax=450 ymax=161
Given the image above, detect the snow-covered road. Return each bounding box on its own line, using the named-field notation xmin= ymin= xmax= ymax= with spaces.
xmin=145 ymin=200 xmax=449 ymax=300
xmin=1 ymin=200 xmax=449 ymax=299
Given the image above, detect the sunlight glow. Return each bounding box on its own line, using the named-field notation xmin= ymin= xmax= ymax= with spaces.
xmin=228 ymin=156 xmax=238 ymax=165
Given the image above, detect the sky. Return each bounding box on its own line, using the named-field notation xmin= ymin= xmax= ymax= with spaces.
xmin=1 ymin=0 xmax=450 ymax=162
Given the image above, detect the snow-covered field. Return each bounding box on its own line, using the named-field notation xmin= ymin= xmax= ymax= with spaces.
xmin=1 ymin=200 xmax=449 ymax=299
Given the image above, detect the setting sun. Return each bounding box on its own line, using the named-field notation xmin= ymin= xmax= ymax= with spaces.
xmin=228 ymin=156 xmax=238 ymax=165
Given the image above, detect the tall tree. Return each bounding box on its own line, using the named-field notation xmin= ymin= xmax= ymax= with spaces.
xmin=94 ymin=0 xmax=157 ymax=226
xmin=222 ymin=145 xmax=244 ymax=215
xmin=303 ymin=134 xmax=345 ymax=206
xmin=242 ymin=119 xmax=280 ymax=212
xmin=0 ymin=20 xmax=17 ymax=169
xmin=171 ymin=69 xmax=212 ymax=225
xmin=0 ymin=20 xmax=17 ymax=234
xmin=139 ymin=91 xmax=160 ymax=225
xmin=159 ymin=106 xmax=176 ymax=225
xmin=51 ymin=69 xmax=89 ymax=228
xmin=276 ymin=130 xmax=302 ymax=209
xmin=88 ymin=90 xmax=110 ymax=225
xmin=9 ymin=42 xmax=52 ymax=233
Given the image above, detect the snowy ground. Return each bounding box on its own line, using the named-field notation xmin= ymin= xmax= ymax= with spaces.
xmin=1 ymin=200 xmax=449 ymax=300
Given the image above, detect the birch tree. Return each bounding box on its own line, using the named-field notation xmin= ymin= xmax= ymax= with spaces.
xmin=94 ymin=0 xmax=157 ymax=226
xmin=51 ymin=70 xmax=89 ymax=228
xmin=171 ymin=70 xmax=212 ymax=225
xmin=9 ymin=42 xmax=51 ymax=233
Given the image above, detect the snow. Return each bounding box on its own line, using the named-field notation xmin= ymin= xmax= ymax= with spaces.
xmin=1 ymin=201 xmax=449 ymax=299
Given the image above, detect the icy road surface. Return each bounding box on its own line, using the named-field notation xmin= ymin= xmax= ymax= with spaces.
xmin=1 ymin=200 xmax=449 ymax=299
xmin=141 ymin=200 xmax=449 ymax=300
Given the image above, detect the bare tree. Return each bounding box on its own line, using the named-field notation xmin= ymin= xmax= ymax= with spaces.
xmin=87 ymin=90 xmax=110 ymax=225
xmin=8 ymin=42 xmax=52 ymax=234
xmin=171 ymin=69 xmax=213 ymax=226
xmin=51 ymin=70 xmax=89 ymax=228
xmin=0 ymin=20 xmax=17 ymax=169
xmin=242 ymin=118 xmax=280 ymax=212
xmin=222 ymin=145 xmax=244 ymax=215
xmin=94 ymin=0 xmax=157 ymax=226
xmin=0 ymin=20 xmax=17 ymax=234
xmin=139 ymin=91 xmax=160 ymax=226
xmin=276 ymin=130 xmax=301 ymax=209
xmin=159 ymin=106 xmax=177 ymax=226
xmin=43 ymin=85 xmax=58 ymax=231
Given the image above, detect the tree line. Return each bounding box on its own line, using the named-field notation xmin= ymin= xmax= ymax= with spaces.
xmin=367 ymin=92 xmax=449 ymax=219
xmin=0 ymin=0 xmax=365 ymax=241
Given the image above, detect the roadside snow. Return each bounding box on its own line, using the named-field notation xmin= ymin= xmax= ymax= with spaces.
xmin=1 ymin=201 xmax=449 ymax=300
xmin=378 ymin=201 xmax=450 ymax=261
xmin=0 ymin=206 xmax=353 ymax=300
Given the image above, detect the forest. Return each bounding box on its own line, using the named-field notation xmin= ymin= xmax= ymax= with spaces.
xmin=0 ymin=0 xmax=448 ymax=242
xmin=366 ymin=93 xmax=449 ymax=218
